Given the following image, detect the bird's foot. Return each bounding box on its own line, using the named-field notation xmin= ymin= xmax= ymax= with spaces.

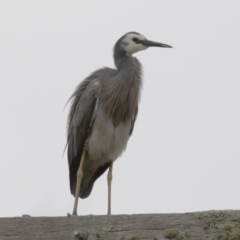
xmin=67 ymin=212 xmax=78 ymax=217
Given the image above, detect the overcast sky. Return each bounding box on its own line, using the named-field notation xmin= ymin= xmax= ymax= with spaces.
xmin=0 ymin=0 xmax=240 ymax=217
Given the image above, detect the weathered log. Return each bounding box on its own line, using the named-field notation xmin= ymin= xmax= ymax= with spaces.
xmin=0 ymin=210 xmax=240 ymax=240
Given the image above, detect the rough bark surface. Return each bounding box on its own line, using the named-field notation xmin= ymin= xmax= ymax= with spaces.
xmin=1 ymin=210 xmax=240 ymax=240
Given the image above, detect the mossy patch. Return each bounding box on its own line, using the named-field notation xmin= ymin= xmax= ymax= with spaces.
xmin=88 ymin=233 xmax=100 ymax=240
xmin=101 ymin=220 xmax=113 ymax=231
xmin=218 ymin=224 xmax=240 ymax=240
xmin=195 ymin=210 xmax=240 ymax=240
xmin=195 ymin=210 xmax=240 ymax=230
xmin=120 ymin=236 xmax=139 ymax=240
xmin=164 ymin=229 xmax=190 ymax=240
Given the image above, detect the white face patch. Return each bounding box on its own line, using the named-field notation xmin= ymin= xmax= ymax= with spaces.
xmin=121 ymin=33 xmax=147 ymax=55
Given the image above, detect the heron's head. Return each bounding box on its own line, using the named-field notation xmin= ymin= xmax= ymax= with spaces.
xmin=116 ymin=32 xmax=172 ymax=56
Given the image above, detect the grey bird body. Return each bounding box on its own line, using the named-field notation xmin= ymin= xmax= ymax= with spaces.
xmin=66 ymin=32 xmax=172 ymax=215
xmin=68 ymin=57 xmax=142 ymax=198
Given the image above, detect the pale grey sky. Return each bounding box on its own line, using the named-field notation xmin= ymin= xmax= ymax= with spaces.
xmin=0 ymin=0 xmax=240 ymax=217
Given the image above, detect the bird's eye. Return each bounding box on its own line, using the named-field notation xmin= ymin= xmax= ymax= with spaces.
xmin=132 ymin=37 xmax=139 ymax=43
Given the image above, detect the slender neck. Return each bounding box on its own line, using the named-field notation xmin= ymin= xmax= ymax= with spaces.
xmin=103 ymin=48 xmax=142 ymax=124
xmin=113 ymin=44 xmax=142 ymax=85
xmin=114 ymin=49 xmax=132 ymax=71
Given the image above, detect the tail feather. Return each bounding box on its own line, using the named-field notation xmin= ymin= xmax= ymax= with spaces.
xmin=70 ymin=162 xmax=111 ymax=199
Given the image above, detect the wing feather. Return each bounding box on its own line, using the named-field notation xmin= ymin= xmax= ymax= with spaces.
xmin=67 ymin=77 xmax=99 ymax=196
xmin=129 ymin=106 xmax=138 ymax=136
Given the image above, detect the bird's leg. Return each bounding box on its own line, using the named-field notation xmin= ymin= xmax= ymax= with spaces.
xmin=72 ymin=146 xmax=87 ymax=216
xmin=107 ymin=162 xmax=113 ymax=215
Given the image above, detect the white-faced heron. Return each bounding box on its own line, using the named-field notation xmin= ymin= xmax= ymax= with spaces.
xmin=66 ymin=32 xmax=172 ymax=216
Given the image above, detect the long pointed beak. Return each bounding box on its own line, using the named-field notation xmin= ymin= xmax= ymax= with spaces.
xmin=142 ymin=40 xmax=173 ymax=48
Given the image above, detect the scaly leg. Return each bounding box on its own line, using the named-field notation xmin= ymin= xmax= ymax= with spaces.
xmin=107 ymin=162 xmax=113 ymax=215
xmin=72 ymin=150 xmax=86 ymax=216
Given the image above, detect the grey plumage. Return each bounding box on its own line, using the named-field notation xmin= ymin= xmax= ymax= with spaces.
xmin=67 ymin=61 xmax=141 ymax=198
xmin=66 ymin=32 xmax=172 ymax=214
